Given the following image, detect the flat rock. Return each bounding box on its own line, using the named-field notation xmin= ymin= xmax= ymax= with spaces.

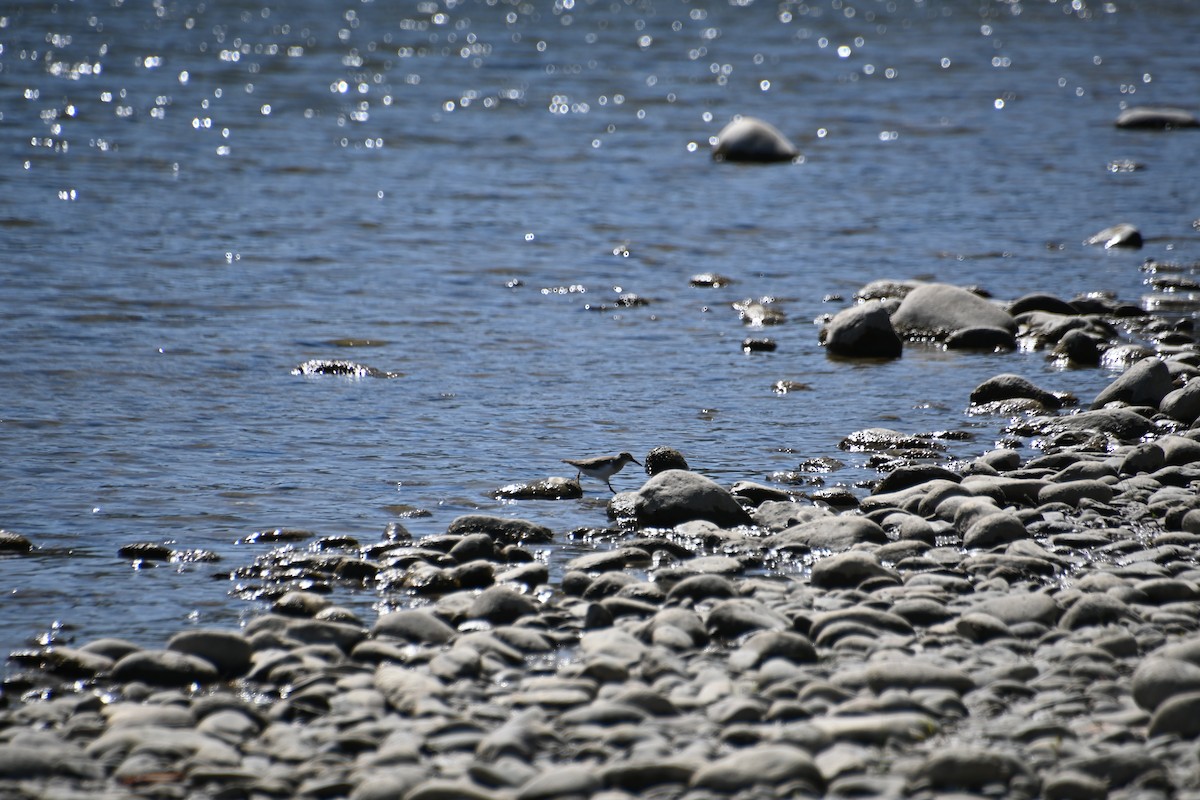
xmin=864 ymin=659 xmax=975 ymax=695
xmin=446 ymin=514 xmax=554 ymax=544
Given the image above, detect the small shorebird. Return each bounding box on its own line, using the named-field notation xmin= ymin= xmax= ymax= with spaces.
xmin=563 ymin=452 xmax=641 ymax=493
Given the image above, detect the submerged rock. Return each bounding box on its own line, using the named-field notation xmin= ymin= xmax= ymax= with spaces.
xmin=712 ymin=116 xmax=799 ymax=163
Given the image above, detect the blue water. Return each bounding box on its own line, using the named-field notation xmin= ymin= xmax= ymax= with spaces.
xmin=3 ymin=0 xmax=1200 ymax=658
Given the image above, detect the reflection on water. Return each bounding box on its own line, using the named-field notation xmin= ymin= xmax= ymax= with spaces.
xmin=2 ymin=0 xmax=1200 ymax=655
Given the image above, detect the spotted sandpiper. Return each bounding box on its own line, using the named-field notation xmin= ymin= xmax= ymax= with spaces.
xmin=563 ymin=452 xmax=641 ymax=493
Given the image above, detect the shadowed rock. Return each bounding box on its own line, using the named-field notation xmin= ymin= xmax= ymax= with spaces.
xmin=820 ymin=303 xmax=903 ymax=359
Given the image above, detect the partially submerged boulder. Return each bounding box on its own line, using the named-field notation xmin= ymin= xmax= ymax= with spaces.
xmin=890 ymin=283 xmax=1017 ymax=346
xmin=820 ymin=303 xmax=902 ymax=359
xmin=1115 ymin=106 xmax=1200 ymax=130
xmin=712 ymin=116 xmax=798 ymax=163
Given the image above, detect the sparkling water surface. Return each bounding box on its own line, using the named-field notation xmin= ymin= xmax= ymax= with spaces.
xmin=2 ymin=0 xmax=1200 ymax=657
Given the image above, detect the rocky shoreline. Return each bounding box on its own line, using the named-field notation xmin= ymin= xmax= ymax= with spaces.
xmin=7 ymin=279 xmax=1200 ymax=799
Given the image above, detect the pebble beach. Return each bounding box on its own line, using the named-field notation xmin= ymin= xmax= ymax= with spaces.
xmin=8 ymin=276 xmax=1200 ymax=800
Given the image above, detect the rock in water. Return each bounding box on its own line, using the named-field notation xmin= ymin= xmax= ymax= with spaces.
xmin=889 ymin=283 xmax=1016 ymax=345
xmin=820 ymin=303 xmax=902 ymax=359
xmin=1085 ymin=222 xmax=1142 ymax=249
xmin=712 ymin=117 xmax=798 ymax=163
xmin=1115 ymin=106 xmax=1200 ymax=129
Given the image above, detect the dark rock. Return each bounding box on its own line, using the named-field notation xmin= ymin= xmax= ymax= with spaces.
xmin=644 ymin=446 xmax=689 ymax=475
xmin=492 ymin=477 xmax=582 ymax=500
xmin=1008 ymin=293 xmax=1079 ymax=316
xmin=819 ymin=303 xmax=902 ymax=359
xmin=946 ymin=326 xmax=1017 ymax=351
xmin=0 ymin=530 xmax=34 ymax=554
xmin=1148 ymin=690 xmax=1200 ymax=738
xmin=1115 ymin=106 xmax=1200 ymax=129
xmin=971 ymin=374 xmax=1066 ymax=409
xmin=1060 ymin=594 xmax=1137 ymax=630
xmin=1132 ymin=657 xmax=1200 ymax=711
xmin=712 ymin=116 xmax=799 ymax=163
xmin=873 ymin=465 xmax=961 ymax=495
xmin=447 ymin=515 xmax=555 ymax=545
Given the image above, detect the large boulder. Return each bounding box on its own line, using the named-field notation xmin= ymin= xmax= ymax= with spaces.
xmin=890 ymin=283 xmax=1016 ymax=345
xmin=712 ymin=117 xmax=798 ymax=163
xmin=820 ymin=303 xmax=902 ymax=359
xmin=628 ymin=470 xmax=752 ymax=528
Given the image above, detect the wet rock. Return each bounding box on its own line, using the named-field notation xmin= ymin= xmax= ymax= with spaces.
xmin=963 ymin=512 xmax=1029 ymax=549
xmin=1085 ymin=222 xmax=1143 ymax=249
xmin=0 ymin=530 xmax=34 ymax=553
xmin=712 ymin=116 xmax=799 ymax=163
xmin=447 ymin=515 xmax=555 ymax=545
xmin=1091 ymin=356 xmax=1174 ymax=409
xmin=690 ymin=272 xmax=735 ymax=288
xmin=1115 ymin=105 xmax=1200 ymax=129
xmin=1026 ymin=407 xmax=1154 ymax=443
xmin=643 ymin=446 xmax=689 ymax=475
xmin=1008 ymin=293 xmax=1080 ymax=316
xmin=493 ymin=476 xmax=582 ymax=500
xmin=1053 ymin=328 xmax=1104 ymax=365
xmin=819 ymin=302 xmax=903 ymax=359
xmin=890 ymin=283 xmax=1017 ymax=343
xmin=627 ymin=470 xmax=752 ymax=528
xmin=970 ymin=374 xmax=1067 ymax=409
xmin=292 ymin=358 xmax=394 ymax=378
xmin=733 ymin=298 xmax=787 ymax=326
xmin=946 ymin=325 xmax=1017 ymax=351
xmin=118 ymin=541 xmax=175 ymax=561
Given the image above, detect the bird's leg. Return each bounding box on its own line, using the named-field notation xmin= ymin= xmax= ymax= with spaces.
xmin=605 ymin=479 xmax=615 ymax=492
